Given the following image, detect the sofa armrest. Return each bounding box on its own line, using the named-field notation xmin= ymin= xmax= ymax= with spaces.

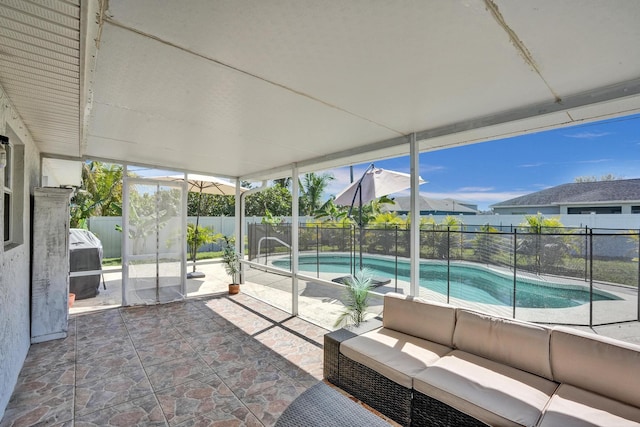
xmin=323 ymin=318 xmax=382 ymax=385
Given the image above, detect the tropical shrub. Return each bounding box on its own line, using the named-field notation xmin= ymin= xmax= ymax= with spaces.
xmin=334 ymin=268 xmax=374 ymax=328
xmin=222 ymin=236 xmax=241 ymax=284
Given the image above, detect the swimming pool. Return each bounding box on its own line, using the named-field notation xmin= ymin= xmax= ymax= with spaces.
xmin=271 ymin=254 xmax=620 ymax=309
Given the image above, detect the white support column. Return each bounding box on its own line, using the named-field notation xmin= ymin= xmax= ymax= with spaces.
xmin=122 ymin=164 xmax=129 ymax=305
xmin=180 ymin=173 xmax=188 ymax=294
xmin=291 ymin=165 xmax=299 ymax=316
xmin=410 ymin=133 xmax=420 ymax=296
xmin=235 ymin=178 xmax=243 ymax=283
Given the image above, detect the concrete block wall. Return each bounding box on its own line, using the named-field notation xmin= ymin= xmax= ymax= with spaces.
xmin=0 ymin=85 xmax=41 ymax=419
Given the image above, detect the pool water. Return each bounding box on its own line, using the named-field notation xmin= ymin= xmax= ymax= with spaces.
xmin=272 ymin=254 xmax=620 ymax=309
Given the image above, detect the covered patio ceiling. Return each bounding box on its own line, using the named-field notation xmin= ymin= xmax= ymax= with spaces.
xmin=1 ymin=0 xmax=640 ymax=181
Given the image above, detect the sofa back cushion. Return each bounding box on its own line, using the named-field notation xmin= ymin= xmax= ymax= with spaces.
xmin=453 ymin=309 xmax=553 ymax=380
xmin=383 ymin=293 xmax=456 ymax=348
xmin=550 ymin=327 xmax=640 ymax=408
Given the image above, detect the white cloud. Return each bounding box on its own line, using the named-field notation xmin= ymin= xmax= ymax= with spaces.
xmin=457 ymin=186 xmax=494 ymax=192
xmin=564 ymin=131 xmax=611 ymax=139
xmin=575 ymin=158 xmax=612 ymax=164
xmin=518 ymin=162 xmax=546 ymax=168
xmin=421 ymin=165 xmax=446 ymax=173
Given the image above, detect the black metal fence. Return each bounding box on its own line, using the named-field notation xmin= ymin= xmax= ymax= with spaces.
xmin=247 ymin=223 xmax=640 ymax=326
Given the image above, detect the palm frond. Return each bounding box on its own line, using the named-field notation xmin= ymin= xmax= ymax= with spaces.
xmin=334 ymin=268 xmax=374 ymax=328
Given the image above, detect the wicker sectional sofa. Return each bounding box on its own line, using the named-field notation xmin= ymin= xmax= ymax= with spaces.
xmin=324 ymin=292 xmax=640 ymax=426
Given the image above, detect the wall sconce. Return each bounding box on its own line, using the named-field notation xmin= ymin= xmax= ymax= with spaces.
xmin=0 ymin=134 xmax=8 ymax=169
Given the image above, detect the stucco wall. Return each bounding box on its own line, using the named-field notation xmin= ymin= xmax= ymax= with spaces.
xmin=0 ymin=86 xmax=40 ymax=419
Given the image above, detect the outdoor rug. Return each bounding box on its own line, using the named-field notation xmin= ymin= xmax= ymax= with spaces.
xmin=275 ymin=381 xmax=392 ymax=427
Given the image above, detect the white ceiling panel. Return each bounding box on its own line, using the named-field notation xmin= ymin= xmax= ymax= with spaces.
xmin=103 ymin=0 xmax=555 ymax=134
xmin=496 ymin=1 xmax=640 ymax=95
xmin=86 ymin=23 xmax=401 ymax=175
xmin=1 ymin=0 xmax=639 ymax=179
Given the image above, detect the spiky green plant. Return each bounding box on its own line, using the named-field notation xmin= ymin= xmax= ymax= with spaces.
xmin=222 ymin=236 xmax=240 ymax=284
xmin=334 ymin=268 xmax=374 ymax=328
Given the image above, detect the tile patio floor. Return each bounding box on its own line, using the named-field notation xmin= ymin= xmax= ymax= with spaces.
xmin=1 ymin=293 xmax=329 ymax=427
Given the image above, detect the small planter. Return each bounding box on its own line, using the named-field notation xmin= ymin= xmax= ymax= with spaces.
xmin=222 ymin=236 xmax=241 ymax=295
xmin=68 ymin=293 xmax=76 ymax=308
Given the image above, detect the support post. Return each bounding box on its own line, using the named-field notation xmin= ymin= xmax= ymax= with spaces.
xmin=409 ymin=133 xmax=420 ymax=296
xmin=447 ymin=226 xmax=451 ymax=303
xmin=395 ymin=225 xmax=399 ymax=292
xmin=513 ymin=229 xmax=517 ymax=319
xmin=291 ymin=164 xmax=299 ymax=316
xmin=589 ymin=229 xmax=594 ymax=327
xmin=180 ymin=174 xmax=188 ymax=293
xmin=122 ymin=164 xmax=129 ymax=306
xmin=234 ymin=178 xmax=243 ymax=283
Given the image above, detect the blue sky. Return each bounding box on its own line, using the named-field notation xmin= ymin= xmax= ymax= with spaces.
xmin=323 ymin=113 xmax=640 ymax=212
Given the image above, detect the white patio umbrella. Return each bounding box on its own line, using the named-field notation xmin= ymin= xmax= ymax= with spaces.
xmin=154 ymin=174 xmax=247 ymax=278
xmin=334 ymin=164 xmax=426 ymax=269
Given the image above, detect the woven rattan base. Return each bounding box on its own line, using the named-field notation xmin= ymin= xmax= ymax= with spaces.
xmin=411 ymin=390 xmax=488 ymax=427
xmin=339 ymin=353 xmax=412 ymax=426
xmin=323 ymin=332 xmax=344 ymax=385
xmin=323 ymin=320 xmax=383 ymax=386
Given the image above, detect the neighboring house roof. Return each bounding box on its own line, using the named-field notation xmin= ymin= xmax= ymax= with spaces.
xmin=388 ymin=196 xmax=478 ymax=214
xmin=491 ymin=179 xmax=640 ymax=208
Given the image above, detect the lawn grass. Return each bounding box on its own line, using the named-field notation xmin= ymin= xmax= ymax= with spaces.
xmin=102 ymin=251 xmax=223 ymax=267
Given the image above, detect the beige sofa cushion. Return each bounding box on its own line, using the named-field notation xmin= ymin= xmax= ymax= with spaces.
xmin=340 ymin=327 xmax=452 ymax=388
xmin=414 ymin=350 xmax=558 ymax=427
xmin=382 ymin=292 xmax=456 ymax=347
xmin=538 ymin=384 xmax=640 ymax=427
xmin=453 ymin=309 xmax=553 ymax=379
xmin=550 ymin=327 xmax=640 ymax=408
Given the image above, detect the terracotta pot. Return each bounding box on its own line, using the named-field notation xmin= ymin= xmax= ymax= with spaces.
xmin=228 ymin=284 xmax=240 ymax=295
xmin=68 ymin=293 xmax=76 ymax=308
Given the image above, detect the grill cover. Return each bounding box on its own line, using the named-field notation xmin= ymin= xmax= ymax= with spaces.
xmin=69 ymin=229 xmax=103 ymax=300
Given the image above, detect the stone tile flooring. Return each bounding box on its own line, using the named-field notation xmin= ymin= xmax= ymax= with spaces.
xmin=1 ymin=294 xmax=328 ymax=426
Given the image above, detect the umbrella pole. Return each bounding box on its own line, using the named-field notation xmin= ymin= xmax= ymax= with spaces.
xmin=359 ymin=189 xmax=363 ymax=271
xmin=346 ymin=163 xmax=374 ymax=273
xmin=188 ymin=186 xmax=206 ymax=278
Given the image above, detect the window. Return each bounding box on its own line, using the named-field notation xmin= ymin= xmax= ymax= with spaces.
xmin=3 ymin=127 xmax=24 ymax=248
xmin=567 ymin=206 xmax=622 ymax=215
xmin=3 ymin=142 xmax=11 ymax=243
xmin=632 ymin=206 xmax=640 ymax=214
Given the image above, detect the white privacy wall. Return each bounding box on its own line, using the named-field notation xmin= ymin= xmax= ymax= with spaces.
xmin=0 ymin=85 xmax=41 ymax=419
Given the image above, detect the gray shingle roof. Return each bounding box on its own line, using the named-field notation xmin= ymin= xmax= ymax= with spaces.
xmin=491 ymin=179 xmax=640 ymax=207
xmin=389 ymin=196 xmax=478 ymax=213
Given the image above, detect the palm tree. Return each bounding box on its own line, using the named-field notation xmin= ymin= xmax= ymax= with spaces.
xmin=70 ymin=161 xmax=123 ymax=228
xmin=518 ymin=213 xmax=567 ymax=274
xmin=273 ymin=177 xmax=292 ymax=188
xmin=350 ymin=195 xmax=395 ymax=227
xmin=370 ymin=212 xmax=404 ymax=227
xmin=314 ymin=198 xmax=348 ymax=222
xmin=299 ymin=172 xmax=334 ymax=216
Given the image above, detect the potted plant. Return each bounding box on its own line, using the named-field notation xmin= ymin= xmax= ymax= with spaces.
xmin=222 ymin=236 xmax=241 ymax=294
xmin=334 ymin=268 xmax=373 ymax=327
